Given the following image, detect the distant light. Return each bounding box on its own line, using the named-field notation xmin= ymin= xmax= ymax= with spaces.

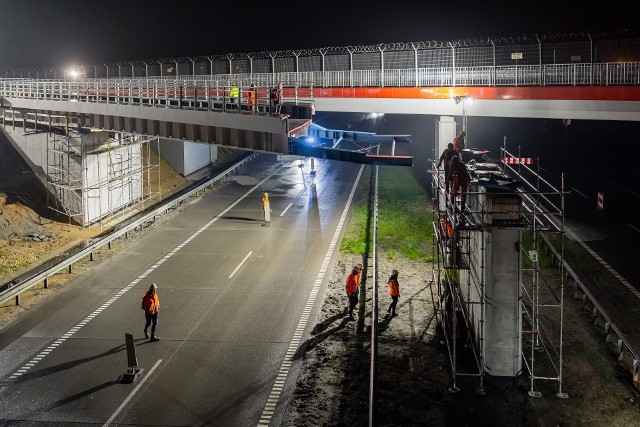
xmin=69 ymin=70 xmax=79 ymax=78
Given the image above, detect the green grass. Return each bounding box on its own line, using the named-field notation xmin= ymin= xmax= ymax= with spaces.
xmin=340 ymin=166 xmax=434 ymax=263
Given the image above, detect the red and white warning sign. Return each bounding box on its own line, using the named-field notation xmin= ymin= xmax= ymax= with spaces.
xmin=501 ymin=157 xmax=534 ymax=165
xmin=597 ymin=192 xmax=604 ymax=210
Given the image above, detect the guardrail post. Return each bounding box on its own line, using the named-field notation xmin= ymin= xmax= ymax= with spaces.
xmin=44 ymin=277 xmax=48 ymax=289
xmin=68 ymin=265 xmax=72 ymax=274
xmin=90 ymin=251 xmax=94 ymax=261
xmin=15 ymin=294 xmax=20 ymax=305
xmin=617 ymin=339 xmax=625 ymax=361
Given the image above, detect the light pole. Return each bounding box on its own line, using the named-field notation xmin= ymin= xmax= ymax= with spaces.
xmin=453 ymin=95 xmax=474 ymax=144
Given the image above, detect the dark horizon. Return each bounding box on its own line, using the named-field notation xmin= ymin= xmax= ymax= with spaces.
xmin=0 ymin=0 xmax=636 ymax=69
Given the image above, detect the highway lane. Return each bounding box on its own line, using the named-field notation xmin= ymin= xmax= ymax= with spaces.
xmin=0 ymin=155 xmax=364 ymax=425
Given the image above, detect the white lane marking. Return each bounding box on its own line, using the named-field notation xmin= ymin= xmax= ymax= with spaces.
xmin=2 ymin=167 xmax=279 ymax=384
xmin=280 ymin=202 xmax=293 ymax=217
xmin=102 ymin=359 xmax=162 ymax=426
xmin=257 ymin=165 xmax=365 ymax=427
xmin=565 ymin=228 xmax=640 ymax=299
xmin=229 ymin=251 xmax=253 ymax=279
xmin=629 ymin=224 xmax=640 ymax=234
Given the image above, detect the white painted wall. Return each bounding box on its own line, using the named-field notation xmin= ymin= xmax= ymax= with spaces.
xmin=157 ymin=138 xmax=217 ymax=176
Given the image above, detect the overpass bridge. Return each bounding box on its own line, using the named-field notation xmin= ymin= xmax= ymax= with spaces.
xmin=0 ymin=32 xmax=639 ymax=226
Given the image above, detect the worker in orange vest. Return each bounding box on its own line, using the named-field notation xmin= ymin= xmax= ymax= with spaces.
xmin=141 ymin=283 xmax=160 ymax=342
xmin=261 ymin=192 xmax=271 ymax=226
xmin=453 ymin=130 xmax=466 ymax=162
xmin=247 ymin=83 xmax=256 ymax=113
xmin=346 ymin=263 xmax=363 ymax=320
xmin=387 ymin=269 xmax=400 ymax=317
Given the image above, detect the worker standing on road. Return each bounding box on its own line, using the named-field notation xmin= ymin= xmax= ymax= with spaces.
xmin=437 ymin=142 xmax=457 ymax=193
xmin=387 ymin=269 xmax=400 ymax=317
xmin=142 ymin=283 xmax=160 ymax=342
xmin=262 ymin=192 xmax=271 ymax=226
xmin=453 ymin=130 xmax=466 ymax=163
xmin=346 ymin=263 xmax=363 ymax=320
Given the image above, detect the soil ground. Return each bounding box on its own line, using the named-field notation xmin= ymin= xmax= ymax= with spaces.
xmin=1 ymin=134 xmax=639 ymax=426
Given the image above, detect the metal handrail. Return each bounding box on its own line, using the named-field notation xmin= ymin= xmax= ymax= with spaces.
xmin=539 ymin=232 xmax=640 ymax=389
xmin=2 ymin=61 xmax=639 ymax=89
xmin=0 ymin=153 xmax=259 ymax=306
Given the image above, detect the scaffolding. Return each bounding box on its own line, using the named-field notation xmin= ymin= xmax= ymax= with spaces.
xmin=431 ymin=138 xmax=567 ymax=398
xmin=47 ymin=130 xmax=160 ymax=227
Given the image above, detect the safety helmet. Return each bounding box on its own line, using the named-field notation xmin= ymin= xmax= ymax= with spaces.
xmin=149 ymin=283 xmax=157 ymax=290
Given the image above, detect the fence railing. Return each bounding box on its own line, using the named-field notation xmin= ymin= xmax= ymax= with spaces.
xmin=2 ymin=62 xmax=639 ymax=93
xmin=539 ymin=233 xmax=640 ymax=392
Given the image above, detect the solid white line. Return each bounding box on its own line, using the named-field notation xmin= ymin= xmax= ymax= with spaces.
xmin=257 ymin=165 xmax=365 ymax=427
xmin=103 ymin=359 xmax=162 ymax=426
xmin=229 ymin=251 xmax=253 ymax=279
xmin=280 ymin=202 xmax=293 ymax=216
xmin=571 ymin=187 xmax=588 ymax=199
xmin=628 ymin=224 xmax=640 ymax=234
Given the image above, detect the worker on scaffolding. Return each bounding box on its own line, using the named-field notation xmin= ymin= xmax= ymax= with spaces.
xmin=437 ymin=142 xmax=457 ymax=193
xmin=448 ymin=156 xmax=471 ymax=211
xmin=453 ymin=130 xmax=466 ymax=163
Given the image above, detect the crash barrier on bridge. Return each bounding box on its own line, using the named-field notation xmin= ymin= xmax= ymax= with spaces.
xmin=0 ymin=79 xmax=314 ymax=119
xmin=4 ymin=31 xmax=639 ymax=87
xmin=539 ymin=233 xmax=640 ymax=392
xmin=0 ymin=153 xmax=260 ymax=307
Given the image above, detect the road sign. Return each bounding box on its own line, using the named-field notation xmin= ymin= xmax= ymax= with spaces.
xmin=597 ymin=192 xmax=604 ymax=210
xmin=501 ymin=157 xmax=534 ymax=165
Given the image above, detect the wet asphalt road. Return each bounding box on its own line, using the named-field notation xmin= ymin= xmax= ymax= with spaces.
xmin=0 ymin=155 xmax=362 ymax=425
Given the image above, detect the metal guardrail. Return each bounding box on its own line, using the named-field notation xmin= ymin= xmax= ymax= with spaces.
xmin=0 ymin=153 xmax=260 ymax=306
xmin=0 ymin=79 xmax=315 ymax=112
xmin=539 ymin=233 xmax=640 ymax=390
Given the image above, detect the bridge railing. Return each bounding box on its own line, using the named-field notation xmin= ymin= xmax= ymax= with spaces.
xmin=201 ymin=62 xmax=640 ymax=87
xmin=2 ymin=62 xmax=639 ymax=105
xmin=0 ymin=79 xmax=316 ymax=112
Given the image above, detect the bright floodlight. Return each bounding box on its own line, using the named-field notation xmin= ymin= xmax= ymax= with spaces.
xmin=69 ymin=70 xmax=79 ymax=78
xmin=453 ymin=95 xmax=473 ymax=105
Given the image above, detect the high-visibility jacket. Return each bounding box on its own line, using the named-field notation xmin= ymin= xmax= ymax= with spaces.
xmin=388 ymin=275 xmax=400 ymax=297
xmin=262 ymin=196 xmax=269 ymax=210
xmin=141 ymin=292 xmax=160 ymax=314
xmin=345 ymin=272 xmax=360 ymax=295
xmin=247 ymin=88 xmax=256 ymax=105
xmin=229 ymin=86 xmax=239 ymax=98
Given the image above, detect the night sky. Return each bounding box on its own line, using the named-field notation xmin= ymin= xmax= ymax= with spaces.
xmin=0 ymin=0 xmax=635 ymax=69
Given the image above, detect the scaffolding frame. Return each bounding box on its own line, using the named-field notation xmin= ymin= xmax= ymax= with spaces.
xmin=46 ymin=127 xmax=160 ymax=227
xmin=431 ymin=139 xmax=567 ymax=398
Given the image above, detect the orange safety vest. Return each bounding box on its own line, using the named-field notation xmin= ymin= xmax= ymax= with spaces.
xmin=262 ymin=196 xmax=269 ymax=210
xmin=248 ymin=88 xmax=256 ymax=105
xmin=141 ymin=292 xmax=160 ymax=314
xmin=388 ymin=277 xmax=400 ymax=297
xmin=345 ymin=272 xmax=360 ymax=295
